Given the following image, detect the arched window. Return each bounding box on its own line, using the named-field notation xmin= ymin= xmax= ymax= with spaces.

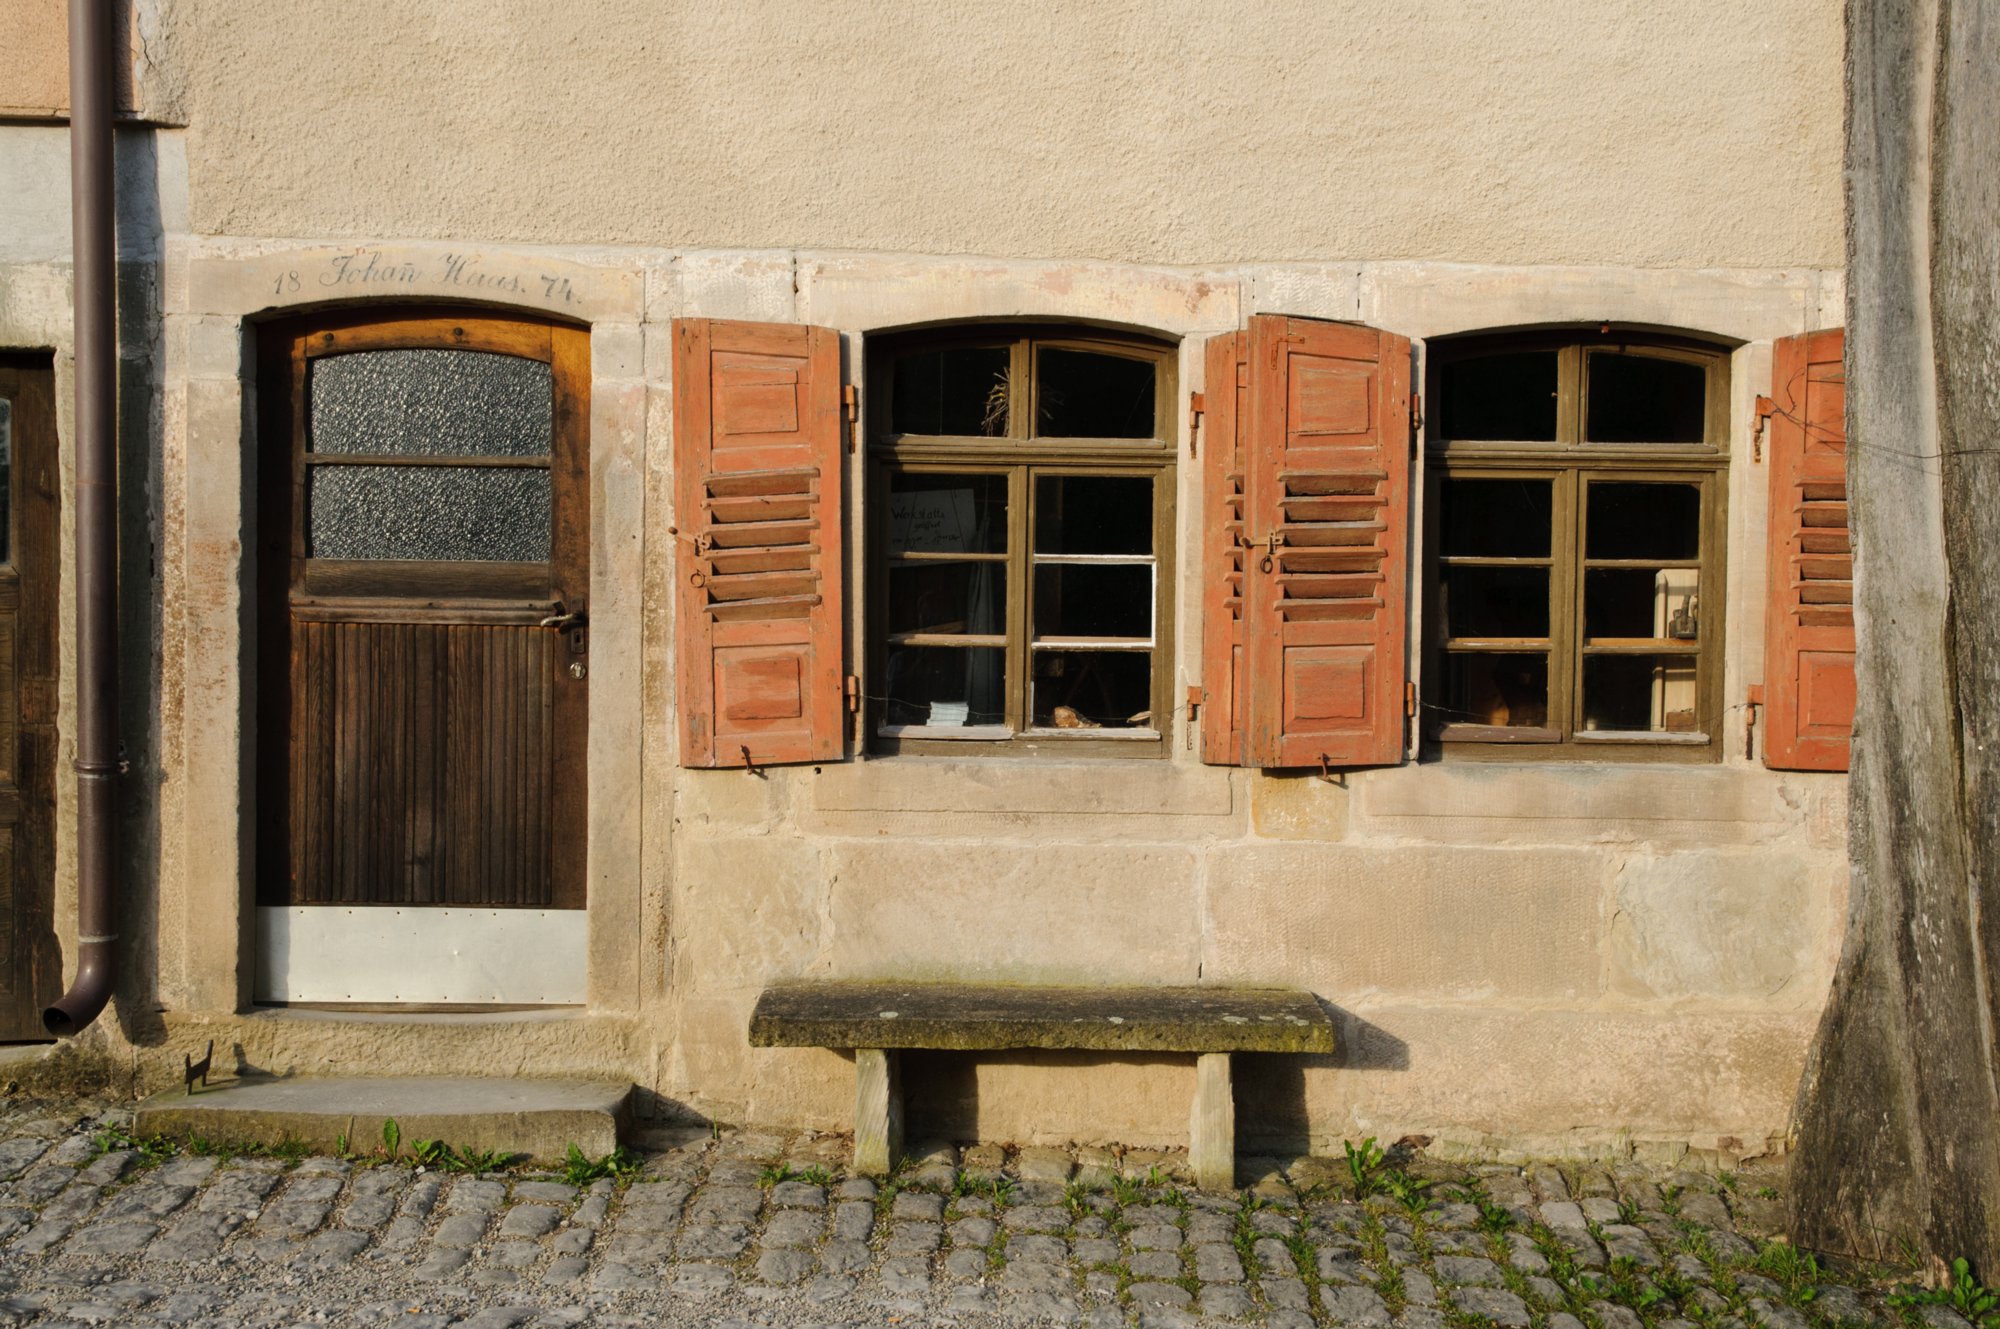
xmin=867 ymin=326 xmax=1176 ymax=756
xmin=1424 ymin=329 xmax=1730 ymax=759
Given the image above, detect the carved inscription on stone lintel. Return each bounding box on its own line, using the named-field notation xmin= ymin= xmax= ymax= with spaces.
xmin=268 ymin=249 xmax=579 ymax=307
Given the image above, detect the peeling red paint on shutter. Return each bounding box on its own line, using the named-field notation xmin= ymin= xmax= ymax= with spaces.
xmin=1199 ymin=331 xmax=1249 ymax=765
xmin=1764 ymin=327 xmax=1854 ymax=772
xmin=1239 ymin=316 xmax=1411 ymax=769
xmin=674 ymin=319 xmax=845 ymax=768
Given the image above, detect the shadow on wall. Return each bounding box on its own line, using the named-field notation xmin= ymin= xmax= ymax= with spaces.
xmin=898 ymin=1006 xmax=1409 ymax=1153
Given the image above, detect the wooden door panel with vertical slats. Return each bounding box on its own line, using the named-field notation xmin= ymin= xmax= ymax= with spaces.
xmin=1241 ymin=316 xmax=1411 ymax=769
xmin=675 ymin=319 xmax=845 ymax=768
xmin=291 ymin=620 xmax=556 ymax=906
xmin=1765 ymin=328 xmax=1854 ymax=770
xmin=0 ymin=358 xmax=58 ymax=1038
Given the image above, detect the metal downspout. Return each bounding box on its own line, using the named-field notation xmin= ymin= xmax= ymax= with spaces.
xmin=45 ymin=0 xmax=118 ymax=1037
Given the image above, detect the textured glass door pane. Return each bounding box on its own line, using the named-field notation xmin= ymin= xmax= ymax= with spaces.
xmin=310 ymin=350 xmax=552 ymax=457
xmin=308 ymin=465 xmax=551 ymax=561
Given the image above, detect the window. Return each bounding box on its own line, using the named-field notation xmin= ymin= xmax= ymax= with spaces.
xmin=868 ymin=328 xmax=1175 ymax=756
xmin=1424 ymin=331 xmax=1729 ymax=759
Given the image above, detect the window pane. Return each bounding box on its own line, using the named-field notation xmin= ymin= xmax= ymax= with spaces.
xmin=882 ymin=645 xmax=1006 ymax=727
xmin=891 ymin=347 xmax=1010 ymax=437
xmin=1582 ymin=655 xmax=1701 ymax=733
xmin=1033 ymin=563 xmax=1153 ymax=639
xmin=1034 ymin=475 xmax=1152 ymax=555
xmin=1585 ymin=353 xmax=1706 ymax=442
xmin=309 ymin=350 xmax=552 ymax=457
xmin=307 ymin=465 xmax=550 ymax=561
xmin=1441 ymin=566 xmax=1548 ymax=639
xmin=1441 ymin=653 xmax=1549 ymax=728
xmin=1438 ymin=351 xmax=1559 ymax=441
xmin=1585 ymin=568 xmax=1701 ymax=641
xmin=1032 ymin=649 xmax=1153 ymax=729
xmin=1438 ymin=478 xmax=1553 ymax=557
xmin=1585 ymin=482 xmax=1701 ymax=560
xmin=1036 ymin=348 xmax=1156 ymax=438
xmin=887 ymin=472 xmax=1008 ymax=555
xmin=887 ymin=562 xmax=1006 ymax=636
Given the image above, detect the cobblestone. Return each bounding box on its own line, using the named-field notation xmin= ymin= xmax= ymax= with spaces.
xmin=0 ymin=1100 xmax=1920 ymax=1327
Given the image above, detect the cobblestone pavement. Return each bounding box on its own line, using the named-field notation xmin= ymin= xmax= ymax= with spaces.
xmin=0 ymin=1099 xmax=1953 ymax=1329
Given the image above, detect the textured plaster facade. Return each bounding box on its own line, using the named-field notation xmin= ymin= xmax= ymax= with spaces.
xmin=0 ymin=1 xmax=1849 ymax=1163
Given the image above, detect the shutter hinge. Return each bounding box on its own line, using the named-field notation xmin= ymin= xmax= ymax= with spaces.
xmin=1405 ymin=681 xmax=1417 ymax=717
xmin=1410 ymin=393 xmax=1423 ymax=455
xmin=1188 ymin=392 xmax=1205 ymax=458
xmin=843 ymin=384 xmax=860 ymax=452
xmin=844 ymin=674 xmax=860 ymax=712
xmin=1752 ymin=395 xmax=1776 ymax=462
xmin=1745 ymin=684 xmax=1764 ymax=761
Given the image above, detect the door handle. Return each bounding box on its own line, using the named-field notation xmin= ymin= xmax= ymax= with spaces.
xmin=540 ymin=607 xmax=589 ymax=656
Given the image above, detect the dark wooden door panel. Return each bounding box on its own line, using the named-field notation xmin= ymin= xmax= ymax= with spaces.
xmin=290 ymin=620 xmax=558 ymax=907
xmin=0 ymin=357 xmax=59 ymax=1039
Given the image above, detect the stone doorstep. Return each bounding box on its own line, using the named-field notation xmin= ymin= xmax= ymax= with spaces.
xmin=131 ymin=1076 xmax=633 ymax=1162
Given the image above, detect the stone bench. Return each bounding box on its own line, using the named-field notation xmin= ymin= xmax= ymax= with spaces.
xmin=747 ymin=980 xmax=1336 ymax=1190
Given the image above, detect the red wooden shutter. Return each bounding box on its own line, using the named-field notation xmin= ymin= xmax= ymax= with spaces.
xmin=1763 ymin=327 xmax=1854 ymax=771
xmin=1237 ymin=315 xmax=1411 ymax=769
xmin=1199 ymin=331 xmax=1249 ymax=765
xmin=674 ymin=319 xmax=845 ymax=768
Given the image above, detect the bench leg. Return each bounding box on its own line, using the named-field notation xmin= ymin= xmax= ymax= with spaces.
xmin=1189 ymin=1051 xmax=1235 ymax=1191
xmin=854 ymin=1048 xmax=903 ymax=1178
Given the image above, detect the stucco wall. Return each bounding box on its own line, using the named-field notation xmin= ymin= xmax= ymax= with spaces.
xmin=0 ymin=0 xmax=1857 ymax=1164
xmin=163 ymin=0 xmax=1842 ymax=269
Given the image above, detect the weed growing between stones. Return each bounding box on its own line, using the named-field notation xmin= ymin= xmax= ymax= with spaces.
xmin=1888 ymin=1258 xmax=2000 ymax=1329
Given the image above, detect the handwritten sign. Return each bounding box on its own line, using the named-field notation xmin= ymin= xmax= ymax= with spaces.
xmin=889 ymin=487 xmax=978 ymax=554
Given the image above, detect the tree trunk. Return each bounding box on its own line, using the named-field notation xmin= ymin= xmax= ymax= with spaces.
xmin=1787 ymin=0 xmax=2000 ymax=1277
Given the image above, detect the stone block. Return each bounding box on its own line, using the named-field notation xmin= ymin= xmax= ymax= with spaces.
xmin=827 ymin=842 xmax=1201 ymax=983
xmin=1607 ymin=850 xmax=1836 ymax=1004
xmin=1206 ymin=843 xmax=1604 ymax=1000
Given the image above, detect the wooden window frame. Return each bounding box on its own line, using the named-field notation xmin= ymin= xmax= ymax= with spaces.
xmin=1424 ymin=331 xmax=1730 ymax=763
xmin=867 ymin=327 xmax=1177 ymax=759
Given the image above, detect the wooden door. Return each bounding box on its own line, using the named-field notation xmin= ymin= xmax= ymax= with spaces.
xmin=256 ymin=312 xmax=589 ymax=911
xmin=0 ymin=358 xmax=59 ymax=1039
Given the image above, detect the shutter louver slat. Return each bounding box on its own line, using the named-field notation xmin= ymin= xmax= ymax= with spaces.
xmin=674 ymin=319 xmax=845 ymax=768
xmin=1763 ymin=327 xmax=1854 ymax=771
